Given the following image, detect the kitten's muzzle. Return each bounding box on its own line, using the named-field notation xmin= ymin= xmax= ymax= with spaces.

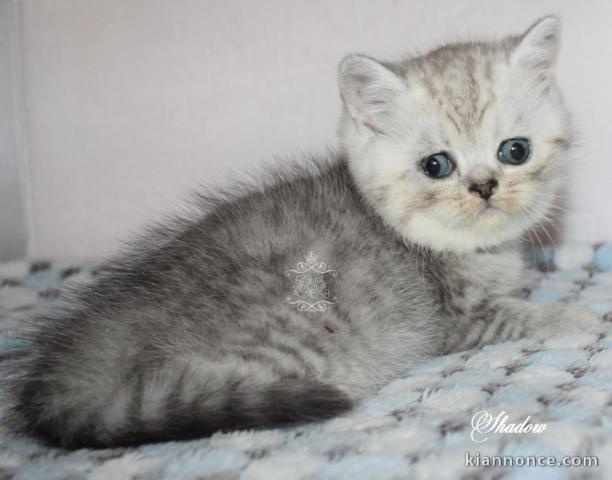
xmin=468 ymin=179 xmax=498 ymax=201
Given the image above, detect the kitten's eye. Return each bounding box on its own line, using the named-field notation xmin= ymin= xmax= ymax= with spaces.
xmin=498 ymin=138 xmax=531 ymax=165
xmin=420 ymin=153 xmax=455 ymax=179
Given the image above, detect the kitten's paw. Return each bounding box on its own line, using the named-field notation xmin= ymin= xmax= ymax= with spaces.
xmin=530 ymin=304 xmax=604 ymax=340
xmin=522 ymin=269 xmax=544 ymax=290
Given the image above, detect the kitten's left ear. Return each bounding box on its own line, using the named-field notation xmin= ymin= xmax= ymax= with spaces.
xmin=512 ymin=16 xmax=561 ymax=73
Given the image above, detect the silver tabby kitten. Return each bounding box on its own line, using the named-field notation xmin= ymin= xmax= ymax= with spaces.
xmin=11 ymin=16 xmax=601 ymax=448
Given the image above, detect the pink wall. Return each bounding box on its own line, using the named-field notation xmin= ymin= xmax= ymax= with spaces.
xmin=18 ymin=0 xmax=612 ymax=258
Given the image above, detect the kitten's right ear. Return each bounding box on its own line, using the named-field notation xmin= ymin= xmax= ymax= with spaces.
xmin=338 ymin=54 xmax=407 ymax=128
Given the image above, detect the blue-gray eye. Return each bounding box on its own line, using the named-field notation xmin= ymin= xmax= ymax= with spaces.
xmin=498 ymin=138 xmax=531 ymax=165
xmin=420 ymin=153 xmax=454 ymax=179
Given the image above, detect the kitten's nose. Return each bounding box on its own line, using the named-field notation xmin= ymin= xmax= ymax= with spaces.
xmin=468 ymin=179 xmax=498 ymax=200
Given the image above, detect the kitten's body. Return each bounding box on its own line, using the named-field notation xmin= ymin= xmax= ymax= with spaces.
xmin=10 ymin=17 xmax=601 ymax=448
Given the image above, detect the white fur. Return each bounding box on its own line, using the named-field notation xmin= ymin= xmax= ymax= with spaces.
xmin=338 ymin=17 xmax=570 ymax=253
xmin=555 ymin=242 xmax=594 ymax=270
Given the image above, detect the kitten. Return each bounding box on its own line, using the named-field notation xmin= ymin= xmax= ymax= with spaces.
xmin=10 ymin=16 xmax=601 ymax=448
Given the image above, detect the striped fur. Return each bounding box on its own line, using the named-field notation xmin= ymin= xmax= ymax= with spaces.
xmin=9 ymin=17 xmax=601 ymax=448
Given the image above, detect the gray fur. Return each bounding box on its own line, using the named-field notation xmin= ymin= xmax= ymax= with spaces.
xmin=10 ymin=17 xmax=602 ymax=448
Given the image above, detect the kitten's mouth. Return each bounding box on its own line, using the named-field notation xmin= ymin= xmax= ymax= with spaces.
xmin=476 ymin=200 xmax=499 ymax=216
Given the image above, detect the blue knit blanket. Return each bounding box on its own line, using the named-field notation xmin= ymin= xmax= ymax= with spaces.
xmin=2 ymin=243 xmax=612 ymax=479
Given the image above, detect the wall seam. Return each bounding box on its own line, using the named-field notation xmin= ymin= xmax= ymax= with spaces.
xmin=9 ymin=0 xmax=34 ymax=259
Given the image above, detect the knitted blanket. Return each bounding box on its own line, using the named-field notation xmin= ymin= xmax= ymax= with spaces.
xmin=2 ymin=243 xmax=612 ymax=480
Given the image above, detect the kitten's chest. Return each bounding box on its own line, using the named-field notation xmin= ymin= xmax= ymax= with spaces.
xmin=433 ymin=250 xmax=528 ymax=314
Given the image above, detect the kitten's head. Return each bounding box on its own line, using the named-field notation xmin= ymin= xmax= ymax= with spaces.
xmin=338 ymin=17 xmax=570 ymax=253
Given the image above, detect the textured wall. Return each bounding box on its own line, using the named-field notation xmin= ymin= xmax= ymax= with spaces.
xmin=16 ymin=0 xmax=612 ymax=258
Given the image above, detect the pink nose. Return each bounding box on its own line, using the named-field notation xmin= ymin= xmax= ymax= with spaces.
xmin=469 ymin=179 xmax=498 ymax=200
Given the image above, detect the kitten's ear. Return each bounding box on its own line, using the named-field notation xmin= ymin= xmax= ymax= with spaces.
xmin=338 ymin=54 xmax=407 ymax=128
xmin=512 ymin=16 xmax=560 ymax=73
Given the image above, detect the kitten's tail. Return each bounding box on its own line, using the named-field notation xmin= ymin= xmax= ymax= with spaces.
xmin=13 ymin=366 xmax=352 ymax=448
